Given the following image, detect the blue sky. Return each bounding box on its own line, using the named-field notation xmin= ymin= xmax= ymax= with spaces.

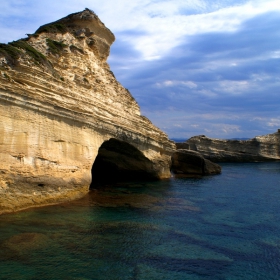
xmin=1 ymin=0 xmax=280 ymax=139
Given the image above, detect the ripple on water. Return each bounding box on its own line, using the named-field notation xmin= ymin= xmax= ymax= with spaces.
xmin=0 ymin=163 xmax=280 ymax=279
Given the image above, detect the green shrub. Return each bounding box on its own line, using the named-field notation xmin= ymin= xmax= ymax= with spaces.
xmin=46 ymin=38 xmax=67 ymax=55
xmin=0 ymin=43 xmax=22 ymax=64
xmin=27 ymin=34 xmax=39 ymax=38
xmin=9 ymin=40 xmax=47 ymax=64
xmin=35 ymin=23 xmax=67 ymax=35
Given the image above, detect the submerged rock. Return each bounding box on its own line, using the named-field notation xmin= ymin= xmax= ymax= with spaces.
xmin=171 ymin=149 xmax=221 ymax=176
xmin=1 ymin=232 xmax=49 ymax=256
xmin=0 ymin=9 xmax=175 ymax=214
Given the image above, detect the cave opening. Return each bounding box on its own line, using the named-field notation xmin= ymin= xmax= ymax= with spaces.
xmin=90 ymin=138 xmax=158 ymax=188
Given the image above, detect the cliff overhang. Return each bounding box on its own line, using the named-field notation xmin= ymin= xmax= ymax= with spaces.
xmin=0 ymin=9 xmax=175 ymax=214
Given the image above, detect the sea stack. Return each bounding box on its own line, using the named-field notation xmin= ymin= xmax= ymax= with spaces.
xmin=0 ymin=9 xmax=175 ymax=214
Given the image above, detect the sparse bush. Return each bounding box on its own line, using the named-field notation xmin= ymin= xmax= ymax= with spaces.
xmin=9 ymin=40 xmax=47 ymax=64
xmin=46 ymin=38 xmax=67 ymax=55
xmin=0 ymin=43 xmax=22 ymax=64
xmin=35 ymin=23 xmax=67 ymax=35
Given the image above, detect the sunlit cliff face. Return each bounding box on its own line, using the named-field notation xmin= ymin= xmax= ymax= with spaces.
xmin=0 ymin=9 xmax=175 ymax=214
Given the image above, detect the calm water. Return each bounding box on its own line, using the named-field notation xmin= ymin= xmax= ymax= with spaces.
xmin=1 ymin=162 xmax=280 ymax=280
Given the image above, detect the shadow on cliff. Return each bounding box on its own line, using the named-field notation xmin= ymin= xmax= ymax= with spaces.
xmin=90 ymin=139 xmax=158 ymax=188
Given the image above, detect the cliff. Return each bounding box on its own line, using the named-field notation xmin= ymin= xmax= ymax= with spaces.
xmin=176 ymin=131 xmax=280 ymax=162
xmin=0 ymin=9 xmax=175 ymax=214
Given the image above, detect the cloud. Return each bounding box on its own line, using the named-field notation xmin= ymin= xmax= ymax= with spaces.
xmin=267 ymin=119 xmax=280 ymax=128
xmin=156 ymin=80 xmax=198 ymax=89
xmin=2 ymin=0 xmax=280 ymax=55
xmin=0 ymin=0 xmax=279 ymax=139
xmin=105 ymin=0 xmax=280 ymax=60
xmin=115 ymin=11 xmax=280 ymax=138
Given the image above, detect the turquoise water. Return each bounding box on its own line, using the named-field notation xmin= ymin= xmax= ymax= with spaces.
xmin=1 ymin=162 xmax=280 ymax=280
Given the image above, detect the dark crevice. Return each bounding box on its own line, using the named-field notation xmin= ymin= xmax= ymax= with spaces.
xmin=90 ymin=138 xmax=158 ymax=188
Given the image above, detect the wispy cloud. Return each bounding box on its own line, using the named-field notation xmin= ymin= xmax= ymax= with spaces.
xmin=100 ymin=0 xmax=280 ymax=60
xmin=156 ymin=80 xmax=198 ymax=89
xmin=0 ymin=0 xmax=279 ymax=138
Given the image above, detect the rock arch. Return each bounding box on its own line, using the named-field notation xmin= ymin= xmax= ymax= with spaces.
xmin=0 ymin=9 xmax=175 ymax=214
xmin=90 ymin=138 xmax=158 ymax=187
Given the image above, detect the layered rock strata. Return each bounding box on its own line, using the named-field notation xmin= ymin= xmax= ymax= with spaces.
xmin=0 ymin=9 xmax=175 ymax=214
xmin=172 ymin=150 xmax=221 ymax=176
xmin=177 ymin=131 xmax=280 ymax=162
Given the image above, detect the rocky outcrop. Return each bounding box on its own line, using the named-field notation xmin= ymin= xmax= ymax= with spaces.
xmin=0 ymin=9 xmax=175 ymax=214
xmin=177 ymin=131 xmax=280 ymax=162
xmin=171 ymin=149 xmax=221 ymax=176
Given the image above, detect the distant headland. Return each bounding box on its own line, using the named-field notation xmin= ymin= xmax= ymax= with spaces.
xmin=176 ymin=130 xmax=280 ymax=162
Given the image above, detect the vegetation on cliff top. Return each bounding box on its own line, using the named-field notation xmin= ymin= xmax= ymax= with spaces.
xmin=34 ymin=8 xmax=97 ymax=36
xmin=35 ymin=23 xmax=68 ymax=35
xmin=46 ymin=38 xmax=67 ymax=55
xmin=0 ymin=9 xmax=97 ymax=67
xmin=0 ymin=43 xmax=21 ymax=64
xmin=10 ymin=40 xmax=47 ymax=64
xmin=0 ymin=39 xmax=54 ymax=70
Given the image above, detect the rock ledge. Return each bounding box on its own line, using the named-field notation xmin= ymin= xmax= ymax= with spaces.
xmin=176 ymin=131 xmax=280 ymax=162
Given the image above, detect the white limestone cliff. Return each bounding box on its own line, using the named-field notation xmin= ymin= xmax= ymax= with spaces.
xmin=0 ymin=9 xmax=175 ymax=214
xmin=177 ymin=132 xmax=280 ymax=162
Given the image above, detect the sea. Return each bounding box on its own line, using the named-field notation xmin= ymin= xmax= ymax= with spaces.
xmin=0 ymin=162 xmax=280 ymax=280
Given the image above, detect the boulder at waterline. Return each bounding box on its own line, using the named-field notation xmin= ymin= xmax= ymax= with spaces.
xmin=171 ymin=149 xmax=221 ymax=176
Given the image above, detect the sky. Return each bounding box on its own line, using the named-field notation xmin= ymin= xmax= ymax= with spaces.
xmin=0 ymin=0 xmax=280 ymax=139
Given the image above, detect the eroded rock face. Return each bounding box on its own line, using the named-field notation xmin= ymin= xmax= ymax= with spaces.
xmin=91 ymin=139 xmax=159 ymax=187
xmin=171 ymin=149 xmax=221 ymax=176
xmin=177 ymin=132 xmax=280 ymax=162
xmin=0 ymin=9 xmax=175 ymax=214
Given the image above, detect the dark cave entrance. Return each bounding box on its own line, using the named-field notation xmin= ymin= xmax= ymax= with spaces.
xmin=90 ymin=138 xmax=158 ymax=188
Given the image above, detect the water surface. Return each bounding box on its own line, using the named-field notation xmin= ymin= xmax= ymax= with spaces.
xmin=1 ymin=162 xmax=280 ymax=279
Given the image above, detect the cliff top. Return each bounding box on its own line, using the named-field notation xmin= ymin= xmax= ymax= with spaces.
xmin=0 ymin=9 xmax=174 ymax=140
xmin=34 ymin=8 xmax=115 ymax=44
xmin=0 ymin=9 xmax=115 ymax=67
